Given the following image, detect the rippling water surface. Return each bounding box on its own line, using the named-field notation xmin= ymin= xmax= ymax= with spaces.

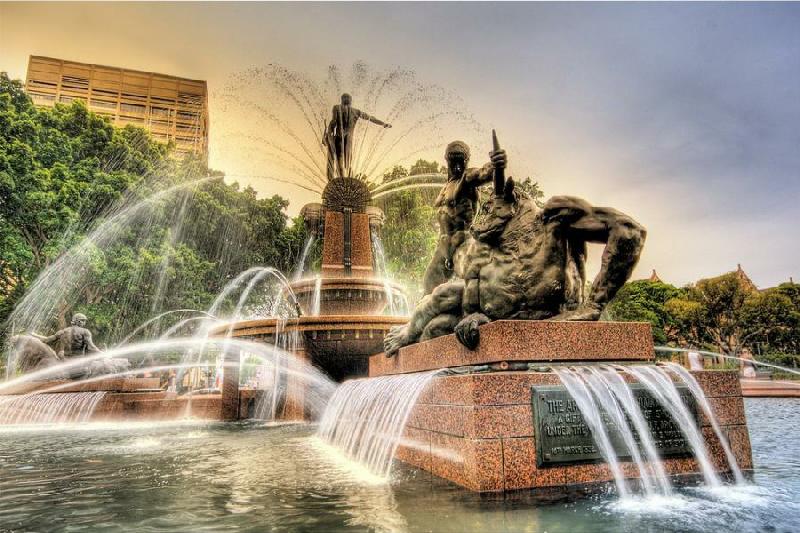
xmin=0 ymin=399 xmax=797 ymax=532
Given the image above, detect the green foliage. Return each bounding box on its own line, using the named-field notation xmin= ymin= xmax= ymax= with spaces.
xmin=375 ymin=160 xmax=441 ymax=301
xmin=609 ymin=271 xmax=800 ymax=367
xmin=0 ymin=72 xmax=306 ymax=349
xmin=742 ymin=284 xmax=800 ymax=358
xmin=0 ymin=72 xmax=166 ymax=287
xmin=605 ymin=280 xmax=682 ymax=344
xmin=665 ymin=272 xmax=760 ymax=354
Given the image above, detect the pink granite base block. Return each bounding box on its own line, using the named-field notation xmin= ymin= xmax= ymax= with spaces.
xmin=395 ymin=368 xmax=753 ymax=494
xmin=370 ymin=320 xmax=655 ymax=376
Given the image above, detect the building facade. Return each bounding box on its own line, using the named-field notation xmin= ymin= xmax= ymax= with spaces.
xmin=24 ymin=55 xmax=208 ymax=160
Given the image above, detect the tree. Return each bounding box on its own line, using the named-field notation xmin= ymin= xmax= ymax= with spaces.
xmin=0 ymin=73 xmax=307 ymax=357
xmin=741 ymin=284 xmax=800 ymax=361
xmin=605 ymin=280 xmax=682 ymax=344
xmin=375 ymin=160 xmax=441 ymax=302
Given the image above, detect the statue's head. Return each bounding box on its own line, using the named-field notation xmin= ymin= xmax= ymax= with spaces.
xmin=341 ymin=93 xmax=352 ymax=106
xmin=471 ymin=177 xmax=518 ymax=243
xmin=71 ymin=313 xmax=88 ymax=327
xmin=445 ymin=141 xmax=470 ymax=180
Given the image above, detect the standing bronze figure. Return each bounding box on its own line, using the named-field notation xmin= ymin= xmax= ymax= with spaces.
xmin=422 ymin=138 xmax=506 ymax=295
xmin=324 ymin=93 xmax=392 ymax=179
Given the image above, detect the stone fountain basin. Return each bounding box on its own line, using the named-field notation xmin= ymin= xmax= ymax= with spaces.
xmin=209 ymin=315 xmax=407 ymax=381
xmin=288 ymin=277 xmax=405 ymax=316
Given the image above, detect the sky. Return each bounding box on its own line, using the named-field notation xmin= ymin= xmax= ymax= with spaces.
xmin=1 ymin=2 xmax=798 ymax=288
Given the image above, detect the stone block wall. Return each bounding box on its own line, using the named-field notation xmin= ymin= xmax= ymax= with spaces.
xmin=394 ymin=369 xmax=752 ymax=493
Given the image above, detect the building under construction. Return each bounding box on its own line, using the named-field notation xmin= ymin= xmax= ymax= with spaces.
xmin=24 ymin=55 xmax=208 ymax=160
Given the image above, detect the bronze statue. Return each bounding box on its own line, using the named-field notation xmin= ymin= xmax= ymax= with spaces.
xmin=33 ymin=313 xmax=100 ymax=359
xmin=324 ymin=93 xmax=392 ymax=179
xmin=422 ymin=140 xmax=507 ymax=295
xmin=9 ymin=335 xmax=63 ymax=374
xmin=17 ymin=313 xmax=131 ymax=377
xmin=385 ymin=134 xmax=646 ymax=356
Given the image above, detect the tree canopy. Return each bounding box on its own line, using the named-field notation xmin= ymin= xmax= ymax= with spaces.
xmin=0 ymin=73 xmax=307 ymax=358
xmin=607 ymin=272 xmax=800 ymax=367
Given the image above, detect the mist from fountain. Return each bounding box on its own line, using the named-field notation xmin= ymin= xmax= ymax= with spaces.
xmin=369 ymin=173 xmax=447 ymax=196
xmin=208 ymin=266 xmax=298 ymax=320
xmin=293 ymin=235 xmax=317 ymax=282
xmin=4 ymin=177 xmax=215 ymax=375
xmin=230 ymin=268 xmax=294 ymax=321
xmin=0 ymin=338 xmax=337 ymax=423
xmin=215 ymin=63 xmax=485 ymax=195
xmin=158 ymin=316 xmax=219 ymax=341
xmin=655 ymin=346 xmax=800 ymax=377
xmin=119 ymin=309 xmax=217 ymax=345
xmin=149 ymin=187 xmax=194 ymax=316
xmin=370 ymin=228 xmax=407 ymax=316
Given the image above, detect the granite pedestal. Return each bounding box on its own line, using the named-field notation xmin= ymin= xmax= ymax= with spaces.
xmin=369 ymin=320 xmax=753 ymax=494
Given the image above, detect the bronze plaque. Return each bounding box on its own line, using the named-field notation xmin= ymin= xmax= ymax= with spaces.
xmin=531 ymin=384 xmax=697 ymax=467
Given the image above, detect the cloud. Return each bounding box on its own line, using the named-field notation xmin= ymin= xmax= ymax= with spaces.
xmin=2 ymin=2 xmax=797 ymax=287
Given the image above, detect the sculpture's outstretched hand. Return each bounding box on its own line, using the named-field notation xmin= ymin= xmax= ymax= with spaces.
xmin=383 ymin=123 xmax=392 ymax=129
xmin=489 ymin=148 xmax=506 ymax=170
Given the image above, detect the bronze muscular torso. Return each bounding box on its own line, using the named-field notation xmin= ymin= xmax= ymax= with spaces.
xmin=56 ymin=326 xmax=96 ymax=358
xmin=463 ymin=198 xmax=579 ymax=321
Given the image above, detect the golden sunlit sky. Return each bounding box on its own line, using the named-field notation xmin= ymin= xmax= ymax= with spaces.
xmin=2 ymin=2 xmax=799 ymax=288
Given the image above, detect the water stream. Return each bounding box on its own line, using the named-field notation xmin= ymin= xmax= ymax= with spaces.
xmin=554 ymin=367 xmax=631 ymax=497
xmin=317 ymin=371 xmax=438 ymax=478
xmin=0 ymin=392 xmax=106 ymax=424
xmin=293 ymin=234 xmax=316 ymax=281
xmin=663 ymin=362 xmax=746 ymax=484
xmin=594 ymin=366 xmax=673 ymax=494
xmin=621 ymin=365 xmax=722 ymax=488
xmin=311 ymin=276 xmax=322 ymax=316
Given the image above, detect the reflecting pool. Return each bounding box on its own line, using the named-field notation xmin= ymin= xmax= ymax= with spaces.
xmin=0 ymin=399 xmax=797 ymax=532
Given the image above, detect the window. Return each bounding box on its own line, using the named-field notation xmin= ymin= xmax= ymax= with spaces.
xmin=30 ymin=93 xmax=56 ymax=104
xmin=90 ymin=99 xmax=117 ymax=111
xmin=120 ymin=103 xmax=146 ymax=114
xmin=61 ymin=75 xmax=89 ymax=91
xmin=28 ymin=80 xmax=58 ymax=90
xmin=150 ymin=107 xmax=173 ymax=118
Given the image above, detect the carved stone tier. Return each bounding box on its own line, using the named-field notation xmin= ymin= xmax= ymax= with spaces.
xmin=321 ymin=211 xmax=374 ymax=278
xmin=211 ymin=316 xmax=407 ymax=383
xmin=289 ymin=277 xmax=404 ymax=316
xmin=87 ymin=389 xmax=262 ymax=422
xmin=0 ymin=378 xmax=262 ymax=422
xmin=370 ymin=320 xmax=655 ymax=377
xmin=0 ymin=377 xmax=161 ymax=395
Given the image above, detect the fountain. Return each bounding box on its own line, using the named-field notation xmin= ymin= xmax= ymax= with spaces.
xmin=2 ymin=63 xmax=789 ymax=532
xmin=209 ymin=177 xmax=409 ymax=415
xmin=341 ymin=131 xmax=754 ymax=495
